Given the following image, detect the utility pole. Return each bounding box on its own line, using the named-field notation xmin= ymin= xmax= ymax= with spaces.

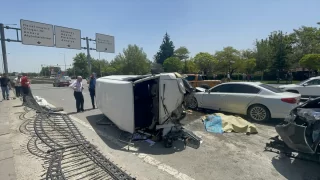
xmin=86 ymin=37 xmax=91 ymax=75
xmin=0 ymin=24 xmax=8 ymax=74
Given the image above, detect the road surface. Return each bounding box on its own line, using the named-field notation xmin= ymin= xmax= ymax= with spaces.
xmin=30 ymin=83 xmax=320 ymax=180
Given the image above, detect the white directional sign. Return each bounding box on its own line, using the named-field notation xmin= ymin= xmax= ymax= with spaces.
xmin=55 ymin=26 xmax=81 ymax=50
xmin=20 ymin=19 xmax=54 ymax=47
xmin=95 ymin=33 xmax=115 ymax=53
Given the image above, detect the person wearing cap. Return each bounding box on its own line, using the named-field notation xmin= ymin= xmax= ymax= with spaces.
xmin=88 ymin=73 xmax=96 ymax=109
xmin=69 ymin=76 xmax=84 ymax=112
xmin=14 ymin=74 xmax=22 ymax=97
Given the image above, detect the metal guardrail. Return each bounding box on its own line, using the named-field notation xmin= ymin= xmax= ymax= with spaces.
xmin=21 ymin=90 xmax=135 ymax=180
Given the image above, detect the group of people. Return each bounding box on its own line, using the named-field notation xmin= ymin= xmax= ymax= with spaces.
xmin=69 ymin=73 xmax=96 ymax=113
xmin=0 ymin=73 xmax=30 ymax=102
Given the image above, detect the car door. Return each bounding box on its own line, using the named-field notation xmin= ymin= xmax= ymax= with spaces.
xmin=201 ymin=84 xmax=233 ymax=110
xmin=222 ymin=84 xmax=260 ymax=114
xmin=298 ymin=79 xmax=320 ymax=97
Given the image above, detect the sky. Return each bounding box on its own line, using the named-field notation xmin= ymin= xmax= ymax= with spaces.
xmin=1 ymin=0 xmax=320 ymax=73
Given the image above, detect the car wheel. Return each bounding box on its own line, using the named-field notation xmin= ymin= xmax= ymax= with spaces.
xmin=286 ymin=90 xmax=299 ymax=94
xmin=200 ymin=84 xmax=210 ymax=89
xmin=247 ymin=104 xmax=270 ymax=122
xmin=188 ymin=96 xmax=198 ymax=109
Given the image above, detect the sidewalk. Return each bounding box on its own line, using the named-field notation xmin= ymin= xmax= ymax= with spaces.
xmin=0 ymin=97 xmax=17 ymax=180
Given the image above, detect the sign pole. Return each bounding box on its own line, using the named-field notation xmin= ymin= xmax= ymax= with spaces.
xmin=0 ymin=24 xmax=9 ymax=74
xmin=86 ymin=37 xmax=91 ymax=75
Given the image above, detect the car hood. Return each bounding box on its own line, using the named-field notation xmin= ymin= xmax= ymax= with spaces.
xmin=279 ymin=84 xmax=299 ymax=88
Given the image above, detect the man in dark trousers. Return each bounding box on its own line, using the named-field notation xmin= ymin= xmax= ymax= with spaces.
xmin=69 ymin=76 xmax=84 ymax=113
xmin=20 ymin=73 xmax=31 ymax=103
xmin=0 ymin=73 xmax=11 ymax=100
xmin=88 ymin=73 xmax=96 ymax=109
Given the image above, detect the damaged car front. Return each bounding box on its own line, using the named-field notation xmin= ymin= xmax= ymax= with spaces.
xmin=273 ymin=97 xmax=320 ymax=157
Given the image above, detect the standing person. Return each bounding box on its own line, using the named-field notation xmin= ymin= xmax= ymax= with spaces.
xmin=88 ymin=73 xmax=96 ymax=109
xmin=14 ymin=75 xmax=22 ymax=97
xmin=69 ymin=76 xmax=84 ymax=113
xmin=227 ymin=72 xmax=231 ymax=82
xmin=20 ymin=73 xmax=31 ymax=103
xmin=242 ymin=73 xmax=246 ymax=81
xmin=0 ymin=73 xmax=11 ymax=100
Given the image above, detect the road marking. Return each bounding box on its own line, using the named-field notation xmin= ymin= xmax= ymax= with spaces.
xmin=45 ymin=101 xmax=194 ymax=180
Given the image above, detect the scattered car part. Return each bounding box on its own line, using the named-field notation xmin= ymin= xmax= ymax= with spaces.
xmin=265 ymin=97 xmax=320 ymax=163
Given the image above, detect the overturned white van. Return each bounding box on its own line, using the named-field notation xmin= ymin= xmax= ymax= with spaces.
xmin=96 ymin=73 xmax=201 ymax=149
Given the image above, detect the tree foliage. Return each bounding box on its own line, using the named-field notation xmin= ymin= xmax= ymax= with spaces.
xmin=299 ymin=54 xmax=320 ymax=70
xmin=214 ymin=46 xmax=241 ymax=75
xmin=174 ymin=46 xmax=190 ymax=60
xmin=154 ymin=33 xmax=175 ymax=65
xmin=163 ymin=57 xmax=183 ymax=72
xmin=194 ymin=52 xmax=217 ymax=75
xmin=183 ymin=59 xmax=199 ymax=74
xmin=268 ymin=31 xmax=293 ymax=72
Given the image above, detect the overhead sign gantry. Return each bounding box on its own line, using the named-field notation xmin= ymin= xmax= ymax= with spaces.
xmin=0 ymin=19 xmax=115 ymax=74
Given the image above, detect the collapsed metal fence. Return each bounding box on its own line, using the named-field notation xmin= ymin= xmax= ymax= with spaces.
xmin=20 ymin=91 xmax=135 ymax=180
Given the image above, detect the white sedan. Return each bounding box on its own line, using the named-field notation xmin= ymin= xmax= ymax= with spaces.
xmin=279 ymin=76 xmax=320 ymax=99
xmin=189 ymin=82 xmax=301 ymax=122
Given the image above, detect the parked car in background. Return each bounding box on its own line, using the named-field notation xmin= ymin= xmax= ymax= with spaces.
xmin=279 ymin=76 xmax=320 ymax=99
xmin=184 ymin=74 xmax=221 ymax=89
xmin=49 ymin=75 xmax=56 ymax=79
xmin=53 ymin=76 xmax=71 ymax=87
xmin=189 ymin=82 xmax=301 ymax=122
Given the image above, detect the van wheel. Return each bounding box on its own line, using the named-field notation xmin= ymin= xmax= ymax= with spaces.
xmin=247 ymin=104 xmax=270 ymax=122
xmin=200 ymin=84 xmax=210 ymax=89
xmin=286 ymin=90 xmax=299 ymax=94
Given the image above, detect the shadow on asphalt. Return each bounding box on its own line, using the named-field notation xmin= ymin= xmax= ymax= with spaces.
xmin=67 ymin=108 xmax=96 ymax=115
xmin=271 ymin=156 xmax=320 ymax=180
xmin=86 ymin=113 xmax=186 ymax=155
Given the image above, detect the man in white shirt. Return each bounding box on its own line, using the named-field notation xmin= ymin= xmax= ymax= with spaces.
xmin=69 ymin=76 xmax=84 ymax=112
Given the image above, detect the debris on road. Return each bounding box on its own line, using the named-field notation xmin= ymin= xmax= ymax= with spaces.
xmin=20 ymin=91 xmax=136 ymax=179
xmin=202 ymin=113 xmax=258 ymax=134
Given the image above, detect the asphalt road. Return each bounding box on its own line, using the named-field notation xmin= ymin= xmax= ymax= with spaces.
xmin=30 ymin=83 xmax=320 ymax=180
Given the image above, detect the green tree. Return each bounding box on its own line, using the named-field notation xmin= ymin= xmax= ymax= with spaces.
xmin=268 ymin=31 xmax=292 ymax=72
xmin=244 ymin=58 xmax=257 ymax=74
xmin=254 ymin=38 xmax=271 ymax=80
xmin=111 ymin=44 xmax=151 ymax=75
xmin=183 ymin=59 xmax=199 ymax=74
xmin=174 ymin=46 xmax=190 ymax=60
xmin=163 ymin=57 xmax=183 ymax=72
xmin=214 ymin=46 xmax=241 ymax=75
xmin=289 ymin=26 xmax=320 ymax=68
xmin=72 ymin=53 xmax=89 ymax=77
xmin=194 ymin=52 xmax=217 ymax=75
xmin=154 ymin=32 xmax=175 ymax=65
xmin=299 ymin=54 xmax=320 ymax=71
